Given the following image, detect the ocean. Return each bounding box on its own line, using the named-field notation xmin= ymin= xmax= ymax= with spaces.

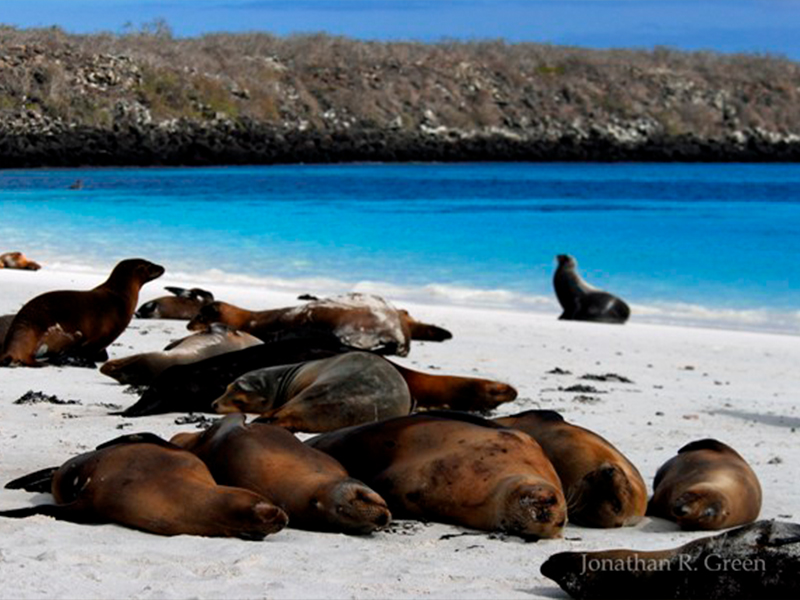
xmin=1 ymin=163 xmax=798 ymax=334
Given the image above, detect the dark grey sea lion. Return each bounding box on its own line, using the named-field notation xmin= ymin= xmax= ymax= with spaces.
xmin=135 ymin=286 xmax=215 ymax=319
xmin=541 ymin=519 xmax=800 ymax=600
xmin=212 ymin=351 xmax=412 ymax=432
xmin=171 ymin=414 xmax=391 ymax=534
xmin=553 ymin=254 xmax=630 ymax=324
xmin=648 ymin=439 xmax=762 ymax=530
xmin=494 ymin=410 xmax=647 ymax=528
xmin=307 ymin=411 xmax=567 ymax=539
xmin=0 ymin=433 xmax=288 ymax=539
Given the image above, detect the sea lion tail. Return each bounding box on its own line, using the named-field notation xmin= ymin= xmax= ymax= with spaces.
xmin=4 ymin=467 xmax=58 ymax=492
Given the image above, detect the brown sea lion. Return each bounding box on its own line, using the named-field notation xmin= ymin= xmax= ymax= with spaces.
xmin=494 ymin=410 xmax=647 ymax=528
xmin=389 ymin=360 xmax=517 ymax=412
xmin=171 ymin=414 xmax=391 ymax=534
xmin=648 ymin=439 xmax=762 ymax=530
xmin=0 ymin=251 xmax=41 ymax=270
xmin=1 ymin=258 xmax=164 ymax=366
xmin=188 ymin=293 xmax=411 ymax=356
xmin=213 ymin=351 xmax=412 ymax=433
xmin=0 ymin=433 xmax=288 ymax=540
xmin=135 ymin=286 xmax=215 ymax=319
xmin=100 ymin=323 xmax=263 ymax=386
xmin=553 ymin=254 xmax=630 ymax=324
xmin=307 ymin=411 xmax=567 ymax=539
xmin=541 ymin=519 xmax=800 ymax=600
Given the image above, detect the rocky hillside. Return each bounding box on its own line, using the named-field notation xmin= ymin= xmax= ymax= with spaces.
xmin=2 ymin=25 xmax=800 ymax=166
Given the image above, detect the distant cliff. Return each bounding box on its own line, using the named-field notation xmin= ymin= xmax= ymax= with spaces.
xmin=2 ymin=25 xmax=800 ymax=167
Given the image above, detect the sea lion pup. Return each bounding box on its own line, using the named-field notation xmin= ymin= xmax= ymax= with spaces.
xmin=0 ymin=251 xmax=41 ymax=270
xmin=307 ymin=411 xmax=567 ymax=539
xmin=0 ymin=258 xmax=164 ymax=367
xmin=0 ymin=433 xmax=288 ymax=540
xmin=135 ymin=286 xmax=215 ymax=319
xmin=648 ymin=439 xmax=762 ymax=531
xmin=388 ymin=360 xmax=517 ymax=412
xmin=100 ymin=323 xmax=263 ymax=386
xmin=541 ymin=519 xmax=800 ymax=600
xmin=494 ymin=410 xmax=646 ymax=528
xmin=553 ymin=254 xmax=630 ymax=324
xmin=171 ymin=414 xmax=392 ymax=534
xmin=212 ymin=352 xmax=412 ymax=433
xmin=118 ymin=334 xmax=353 ymax=417
xmin=187 ymin=292 xmax=411 ymax=356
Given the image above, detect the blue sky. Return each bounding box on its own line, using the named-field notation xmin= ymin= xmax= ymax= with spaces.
xmin=2 ymin=0 xmax=800 ymax=59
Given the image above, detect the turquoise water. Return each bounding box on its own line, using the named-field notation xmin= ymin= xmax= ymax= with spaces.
xmin=1 ymin=163 xmax=799 ymax=333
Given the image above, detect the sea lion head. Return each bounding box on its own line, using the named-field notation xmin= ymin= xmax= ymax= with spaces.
xmin=225 ymin=498 xmax=290 ymax=541
xmin=567 ymin=464 xmax=644 ymax=528
xmin=187 ymin=301 xmax=246 ymax=331
xmin=211 ymin=370 xmax=280 ymax=414
xmin=497 ymin=476 xmax=567 ymax=540
xmin=671 ymin=487 xmax=729 ymax=530
xmin=311 ymin=478 xmax=392 ymax=535
xmin=109 ymin=258 xmax=165 ymax=287
xmin=556 ymin=254 xmax=576 ymax=269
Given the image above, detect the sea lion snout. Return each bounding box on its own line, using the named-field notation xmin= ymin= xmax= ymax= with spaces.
xmin=503 ymin=481 xmax=567 ymax=539
xmin=325 ymin=480 xmax=392 ymax=534
xmin=672 ymin=490 xmax=726 ymax=529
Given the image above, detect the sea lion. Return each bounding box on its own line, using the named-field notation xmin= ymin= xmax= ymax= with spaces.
xmin=212 ymin=352 xmax=412 ymax=432
xmin=135 ymin=286 xmax=215 ymax=319
xmin=0 ymin=251 xmax=41 ymax=270
xmin=307 ymin=411 xmax=567 ymax=539
xmin=494 ymin=410 xmax=647 ymax=527
xmin=0 ymin=433 xmax=288 ymax=540
xmin=100 ymin=323 xmax=263 ymax=386
xmin=553 ymin=254 xmax=630 ymax=324
xmin=187 ymin=293 xmax=411 ymax=356
xmin=648 ymin=439 xmax=762 ymax=530
xmin=541 ymin=519 xmax=800 ymax=600
xmin=117 ymin=334 xmax=352 ymax=416
xmin=0 ymin=258 xmax=164 ymax=366
xmin=171 ymin=414 xmax=391 ymax=534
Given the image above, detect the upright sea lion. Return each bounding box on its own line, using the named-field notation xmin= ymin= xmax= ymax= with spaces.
xmin=212 ymin=352 xmax=412 ymax=433
xmin=0 ymin=433 xmax=288 ymax=540
xmin=100 ymin=323 xmax=263 ymax=386
xmin=187 ymin=293 xmax=411 ymax=356
xmin=648 ymin=439 xmax=762 ymax=530
xmin=171 ymin=414 xmax=391 ymax=534
xmin=0 ymin=251 xmax=41 ymax=270
xmin=307 ymin=411 xmax=567 ymax=539
xmin=0 ymin=258 xmax=164 ymax=366
xmin=541 ymin=520 xmax=800 ymax=600
xmin=494 ymin=410 xmax=647 ymax=527
xmin=118 ymin=334 xmax=352 ymax=416
xmin=553 ymin=254 xmax=630 ymax=324
xmin=135 ymin=286 xmax=215 ymax=319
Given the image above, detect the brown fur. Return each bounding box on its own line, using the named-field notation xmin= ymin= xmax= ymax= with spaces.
xmin=1 ymin=258 xmax=164 ymax=366
xmin=495 ymin=410 xmax=647 ymax=527
xmin=0 ymin=251 xmax=41 ymax=270
xmin=171 ymin=414 xmax=391 ymax=534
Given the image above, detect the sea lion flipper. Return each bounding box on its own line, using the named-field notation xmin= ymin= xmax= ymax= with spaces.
xmin=95 ymin=432 xmax=176 ymax=451
xmin=0 ymin=501 xmax=96 ymax=524
xmin=165 ymin=287 xmax=188 ymax=297
xmin=4 ymin=466 xmax=59 ymax=492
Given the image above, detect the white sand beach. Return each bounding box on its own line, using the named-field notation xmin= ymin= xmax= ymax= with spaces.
xmin=0 ymin=265 xmax=797 ymax=600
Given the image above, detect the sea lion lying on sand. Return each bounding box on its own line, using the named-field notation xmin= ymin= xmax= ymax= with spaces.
xmin=553 ymin=254 xmax=630 ymax=324
xmin=100 ymin=323 xmax=263 ymax=385
xmin=0 ymin=251 xmax=41 ymax=270
xmin=172 ymin=414 xmax=391 ymax=534
xmin=1 ymin=258 xmax=164 ymax=366
xmin=212 ymin=352 xmax=412 ymax=432
xmin=1 ymin=433 xmax=288 ymax=540
xmin=307 ymin=411 xmax=567 ymax=539
xmin=135 ymin=286 xmax=215 ymax=319
xmin=495 ymin=410 xmax=647 ymax=528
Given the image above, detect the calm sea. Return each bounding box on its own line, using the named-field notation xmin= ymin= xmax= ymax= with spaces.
xmin=1 ymin=163 xmax=798 ymax=334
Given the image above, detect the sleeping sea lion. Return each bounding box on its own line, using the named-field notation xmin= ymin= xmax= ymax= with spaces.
xmin=307 ymin=411 xmax=567 ymax=539
xmin=171 ymin=414 xmax=391 ymax=534
xmin=135 ymin=286 xmax=215 ymax=319
xmin=187 ymin=293 xmax=411 ymax=356
xmin=0 ymin=433 xmax=288 ymax=539
xmin=0 ymin=251 xmax=41 ymax=270
xmin=541 ymin=520 xmax=800 ymax=600
xmin=553 ymin=254 xmax=630 ymax=324
xmin=648 ymin=439 xmax=762 ymax=530
xmin=212 ymin=352 xmax=412 ymax=432
xmin=100 ymin=323 xmax=263 ymax=386
xmin=494 ymin=410 xmax=647 ymax=527
xmin=1 ymin=258 xmax=164 ymax=366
